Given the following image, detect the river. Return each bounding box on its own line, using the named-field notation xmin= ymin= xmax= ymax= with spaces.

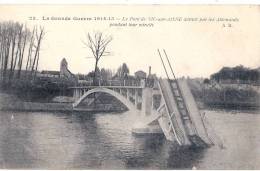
xmin=0 ymin=109 xmax=259 ymax=169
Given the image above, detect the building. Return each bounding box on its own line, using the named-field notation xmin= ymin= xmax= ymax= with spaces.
xmin=37 ymin=70 xmax=60 ymax=78
xmin=37 ymin=58 xmax=77 ymax=82
xmin=134 ymin=70 xmax=147 ymax=79
xmin=60 ymin=58 xmax=77 ymax=80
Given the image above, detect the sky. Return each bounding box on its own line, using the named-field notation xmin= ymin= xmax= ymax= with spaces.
xmin=0 ymin=5 xmax=259 ymax=78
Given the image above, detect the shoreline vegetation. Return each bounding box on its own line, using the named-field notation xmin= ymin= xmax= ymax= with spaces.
xmin=0 ymin=93 xmax=258 ymax=113
xmin=0 ymin=77 xmax=259 ymax=113
xmin=187 ymin=80 xmax=260 ymax=111
xmin=0 ymin=64 xmax=259 ymax=113
xmin=0 ymin=92 xmax=128 ymax=113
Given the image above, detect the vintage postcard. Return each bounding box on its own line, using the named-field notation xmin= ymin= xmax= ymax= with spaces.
xmin=0 ymin=5 xmax=259 ymax=170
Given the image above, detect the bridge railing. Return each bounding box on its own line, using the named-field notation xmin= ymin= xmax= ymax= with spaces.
xmin=100 ymin=79 xmax=142 ymax=87
xmin=76 ymin=79 xmax=143 ymax=87
xmin=76 ymin=77 xmax=159 ymax=88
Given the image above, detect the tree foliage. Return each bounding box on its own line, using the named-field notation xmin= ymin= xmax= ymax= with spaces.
xmin=116 ymin=63 xmax=129 ymax=79
xmin=210 ymin=65 xmax=259 ymax=83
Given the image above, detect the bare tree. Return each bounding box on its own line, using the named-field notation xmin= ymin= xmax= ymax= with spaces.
xmin=16 ymin=26 xmax=29 ymax=78
xmin=10 ymin=23 xmax=23 ymax=80
xmin=25 ymin=27 xmax=35 ymax=73
xmin=31 ymin=26 xmax=45 ymax=79
xmin=9 ymin=23 xmax=20 ymax=76
xmin=1 ymin=22 xmax=12 ymax=84
xmin=0 ymin=21 xmax=45 ymax=87
xmin=83 ymin=32 xmax=112 ymax=85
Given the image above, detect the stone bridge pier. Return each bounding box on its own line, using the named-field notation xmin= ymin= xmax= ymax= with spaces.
xmin=141 ymin=87 xmax=153 ymax=116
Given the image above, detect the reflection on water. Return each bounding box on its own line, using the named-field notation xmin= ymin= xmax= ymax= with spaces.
xmin=0 ymin=110 xmax=259 ymax=169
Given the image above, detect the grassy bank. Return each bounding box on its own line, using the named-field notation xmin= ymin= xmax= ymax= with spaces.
xmin=0 ymin=93 xmax=72 ymax=112
xmin=188 ymin=79 xmax=260 ymax=110
xmin=0 ymin=92 xmax=127 ymax=113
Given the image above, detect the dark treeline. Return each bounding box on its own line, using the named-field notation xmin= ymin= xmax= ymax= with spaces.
xmin=0 ymin=21 xmax=51 ymax=101
xmin=189 ymin=79 xmax=260 ymax=110
xmin=190 ymin=65 xmax=260 ymax=110
xmin=84 ymin=62 xmax=131 ymax=82
xmin=210 ymin=65 xmax=260 ymax=84
xmin=0 ymin=21 xmax=45 ymax=88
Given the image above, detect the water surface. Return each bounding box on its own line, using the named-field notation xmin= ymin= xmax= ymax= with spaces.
xmin=0 ymin=109 xmax=259 ymax=169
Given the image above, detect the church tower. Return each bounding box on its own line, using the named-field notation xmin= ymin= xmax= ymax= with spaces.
xmin=60 ymin=58 xmax=68 ymax=76
xmin=60 ymin=58 xmax=77 ymax=82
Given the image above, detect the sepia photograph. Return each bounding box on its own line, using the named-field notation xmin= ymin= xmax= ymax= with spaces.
xmin=0 ymin=4 xmax=259 ymax=169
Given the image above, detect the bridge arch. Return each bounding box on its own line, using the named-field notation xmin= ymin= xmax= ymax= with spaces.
xmin=73 ymin=87 xmax=137 ymax=111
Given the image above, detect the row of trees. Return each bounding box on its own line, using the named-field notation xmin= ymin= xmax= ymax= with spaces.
xmin=0 ymin=21 xmax=45 ymax=87
xmin=210 ymin=65 xmax=259 ymax=83
xmin=86 ymin=62 xmax=130 ymax=82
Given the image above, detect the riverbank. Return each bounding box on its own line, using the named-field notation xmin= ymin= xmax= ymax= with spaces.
xmin=0 ymin=101 xmax=126 ymax=113
xmin=0 ymin=101 xmax=73 ymax=112
xmin=1 ymin=82 xmax=259 ymax=112
xmin=188 ymin=79 xmax=260 ymax=110
xmin=0 ymin=93 xmax=71 ymax=112
xmin=0 ymin=93 xmax=127 ymax=113
xmin=204 ymin=101 xmax=260 ymax=110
